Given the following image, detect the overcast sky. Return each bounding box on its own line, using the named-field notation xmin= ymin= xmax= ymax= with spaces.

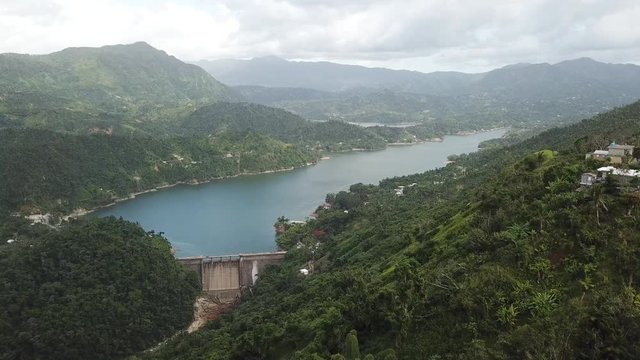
xmin=2 ymin=0 xmax=640 ymax=73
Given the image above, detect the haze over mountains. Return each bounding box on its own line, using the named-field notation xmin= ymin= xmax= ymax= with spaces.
xmin=198 ymin=56 xmax=640 ymax=135
xmin=197 ymin=56 xmax=640 ymax=97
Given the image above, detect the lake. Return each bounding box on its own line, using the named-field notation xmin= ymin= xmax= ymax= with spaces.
xmin=94 ymin=129 xmax=506 ymax=257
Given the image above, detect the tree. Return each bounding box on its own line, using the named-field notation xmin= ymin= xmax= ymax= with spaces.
xmin=345 ymin=329 xmax=361 ymax=360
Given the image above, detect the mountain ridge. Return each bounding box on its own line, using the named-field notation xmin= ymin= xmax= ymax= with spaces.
xmin=0 ymin=42 xmax=242 ymax=135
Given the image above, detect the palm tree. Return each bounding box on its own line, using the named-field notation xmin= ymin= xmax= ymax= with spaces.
xmin=592 ymin=184 xmax=608 ymax=226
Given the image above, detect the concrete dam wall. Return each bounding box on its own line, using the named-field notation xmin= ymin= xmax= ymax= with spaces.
xmin=177 ymin=251 xmax=286 ymax=301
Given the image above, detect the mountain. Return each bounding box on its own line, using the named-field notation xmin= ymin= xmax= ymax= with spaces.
xmin=0 ymin=42 xmax=241 ymax=134
xmin=149 ymin=100 xmax=640 ymax=359
xmin=0 ymin=41 xmax=238 ymax=105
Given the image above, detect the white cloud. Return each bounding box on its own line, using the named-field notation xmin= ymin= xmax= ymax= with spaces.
xmin=0 ymin=0 xmax=639 ymax=72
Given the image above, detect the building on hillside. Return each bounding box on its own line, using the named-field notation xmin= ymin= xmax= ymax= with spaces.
xmin=580 ymin=172 xmax=597 ymax=186
xmin=586 ymin=149 xmax=610 ymax=161
xmin=585 ymin=143 xmax=635 ymax=165
xmin=596 ymin=166 xmax=640 ymax=186
xmin=608 ymin=143 xmax=634 ymax=157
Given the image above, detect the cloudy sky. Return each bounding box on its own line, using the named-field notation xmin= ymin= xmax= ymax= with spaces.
xmin=1 ymin=0 xmax=639 ymax=72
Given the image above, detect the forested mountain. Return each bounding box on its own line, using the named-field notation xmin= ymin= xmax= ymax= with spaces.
xmin=148 ymin=101 xmax=640 ymax=359
xmin=207 ymin=57 xmax=640 ymax=136
xmin=0 ymin=128 xmax=316 ymax=215
xmin=0 ymin=42 xmax=241 ymax=134
xmin=180 ymin=102 xmax=388 ymax=151
xmin=0 ymin=217 xmax=200 ymax=359
xmin=0 ymin=42 xmax=237 ymax=105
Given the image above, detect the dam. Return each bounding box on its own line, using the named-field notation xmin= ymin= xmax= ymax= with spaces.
xmin=177 ymin=251 xmax=286 ymax=301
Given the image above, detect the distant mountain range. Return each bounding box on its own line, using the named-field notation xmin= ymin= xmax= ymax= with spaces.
xmin=197 ymin=56 xmax=640 ymax=135
xmin=196 ymin=56 xmax=640 ymax=97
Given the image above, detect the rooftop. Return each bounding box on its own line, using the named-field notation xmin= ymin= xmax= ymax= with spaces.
xmin=608 ymin=143 xmax=635 ymax=150
xmin=598 ymin=166 xmax=640 ymax=177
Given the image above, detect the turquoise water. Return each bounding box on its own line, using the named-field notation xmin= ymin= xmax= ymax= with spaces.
xmin=94 ymin=129 xmax=506 ymax=257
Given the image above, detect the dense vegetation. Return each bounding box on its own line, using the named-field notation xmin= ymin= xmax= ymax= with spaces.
xmin=148 ymin=102 xmax=640 ymax=359
xmin=0 ymin=217 xmax=200 ymax=359
xmin=0 ymin=128 xmax=317 ymax=215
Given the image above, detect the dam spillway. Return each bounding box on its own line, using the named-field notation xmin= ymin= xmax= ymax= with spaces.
xmin=177 ymin=251 xmax=286 ymax=301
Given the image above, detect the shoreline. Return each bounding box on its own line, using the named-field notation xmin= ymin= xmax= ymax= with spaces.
xmin=60 ymin=127 xmax=507 ymax=221
xmin=62 ymin=164 xmax=312 ymax=221
xmin=386 ymin=126 xmax=508 ymax=146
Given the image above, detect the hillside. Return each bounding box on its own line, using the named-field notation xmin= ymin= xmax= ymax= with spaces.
xmin=148 ymin=102 xmax=640 ymax=359
xmin=0 ymin=42 xmax=240 ymax=134
xmin=0 ymin=217 xmax=200 ymax=359
xmin=180 ymin=102 xmax=388 ymax=151
xmin=0 ymin=128 xmax=317 ymax=215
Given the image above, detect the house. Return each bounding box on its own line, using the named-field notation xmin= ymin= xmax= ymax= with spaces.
xmin=580 ymin=172 xmax=597 ymax=186
xmin=607 ymin=143 xmax=634 ymax=164
xmin=586 ymin=149 xmax=610 ymax=161
xmin=608 ymin=143 xmax=634 ymax=157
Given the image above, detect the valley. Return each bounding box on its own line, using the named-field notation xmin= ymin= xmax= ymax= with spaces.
xmin=1 ymin=35 xmax=640 ymax=360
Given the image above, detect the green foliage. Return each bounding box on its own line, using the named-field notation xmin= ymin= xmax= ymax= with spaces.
xmin=0 ymin=217 xmax=200 ymax=359
xmin=345 ymin=330 xmax=361 ymax=360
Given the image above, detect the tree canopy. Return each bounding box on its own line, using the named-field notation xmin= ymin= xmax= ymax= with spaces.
xmin=0 ymin=217 xmax=200 ymax=359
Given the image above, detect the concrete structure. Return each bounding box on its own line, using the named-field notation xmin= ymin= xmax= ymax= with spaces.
xmin=177 ymin=251 xmax=286 ymax=301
